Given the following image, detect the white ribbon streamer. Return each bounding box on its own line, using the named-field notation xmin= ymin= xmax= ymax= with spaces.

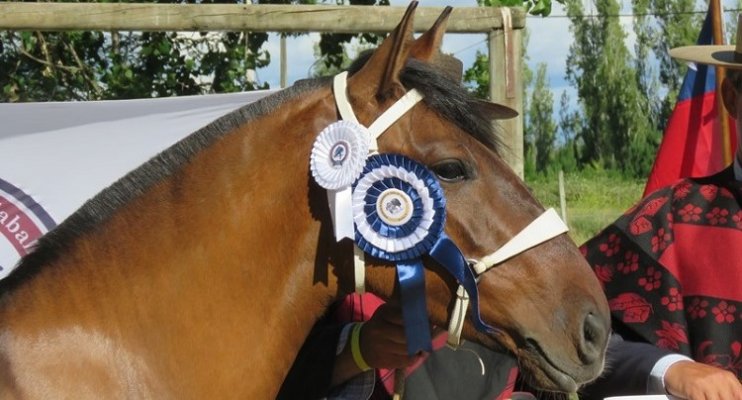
xmin=353 ymin=244 xmax=366 ymax=294
xmin=327 ymin=188 xmax=355 ymax=241
xmin=446 ymin=285 xmax=470 ymax=348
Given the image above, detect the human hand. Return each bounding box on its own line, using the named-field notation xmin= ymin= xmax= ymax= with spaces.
xmin=359 ymin=303 xmax=423 ymax=370
xmin=664 ymin=360 xmax=742 ymax=400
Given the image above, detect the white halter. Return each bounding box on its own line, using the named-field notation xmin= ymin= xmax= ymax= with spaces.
xmin=330 ymin=71 xmax=570 ymax=347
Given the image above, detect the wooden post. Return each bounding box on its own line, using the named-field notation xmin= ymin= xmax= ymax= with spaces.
xmin=489 ymin=8 xmax=524 ymax=178
xmin=559 ymin=170 xmax=568 ymax=224
xmin=710 ymin=0 xmax=733 ymax=165
xmin=0 ymin=3 xmax=524 ymax=33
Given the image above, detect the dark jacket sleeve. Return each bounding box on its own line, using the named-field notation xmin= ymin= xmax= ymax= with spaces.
xmin=276 ymin=313 xmax=345 ymax=400
xmin=578 ymin=333 xmax=675 ymax=400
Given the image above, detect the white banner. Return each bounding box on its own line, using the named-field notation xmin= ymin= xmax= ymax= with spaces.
xmin=0 ymin=90 xmax=275 ymax=279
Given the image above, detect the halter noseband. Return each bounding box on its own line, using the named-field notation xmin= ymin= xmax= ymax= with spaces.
xmin=447 ymin=208 xmax=568 ymax=347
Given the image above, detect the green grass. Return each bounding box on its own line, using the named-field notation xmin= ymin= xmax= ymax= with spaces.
xmin=526 ymin=170 xmax=646 ymax=246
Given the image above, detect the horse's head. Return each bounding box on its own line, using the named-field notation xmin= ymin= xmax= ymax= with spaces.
xmin=329 ymin=2 xmax=611 ymax=393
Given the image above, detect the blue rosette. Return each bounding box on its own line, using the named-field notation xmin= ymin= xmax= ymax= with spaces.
xmin=351 ymin=154 xmax=493 ymax=355
xmin=352 ymin=154 xmax=446 ymax=262
xmin=351 ymin=154 xmax=446 ymax=355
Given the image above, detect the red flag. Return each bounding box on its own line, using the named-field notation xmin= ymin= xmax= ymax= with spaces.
xmin=643 ymin=10 xmax=737 ymax=196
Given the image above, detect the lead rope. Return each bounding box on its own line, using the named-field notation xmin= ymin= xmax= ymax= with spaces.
xmin=446 ymin=208 xmax=569 ymax=347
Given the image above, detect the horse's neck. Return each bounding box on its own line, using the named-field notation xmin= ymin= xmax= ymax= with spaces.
xmin=0 ymin=88 xmax=344 ymax=398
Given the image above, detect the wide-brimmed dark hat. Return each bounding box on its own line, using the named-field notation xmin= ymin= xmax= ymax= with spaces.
xmin=670 ymin=14 xmax=742 ymax=69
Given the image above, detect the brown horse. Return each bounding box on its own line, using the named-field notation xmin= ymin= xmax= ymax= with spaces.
xmin=0 ymin=3 xmax=610 ymax=399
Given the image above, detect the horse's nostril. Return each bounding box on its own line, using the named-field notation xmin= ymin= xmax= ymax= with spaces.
xmin=580 ymin=311 xmax=608 ymax=364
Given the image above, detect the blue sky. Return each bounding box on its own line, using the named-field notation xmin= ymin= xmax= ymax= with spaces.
xmin=255 ymin=1 xmax=577 ymax=105
xmin=253 ymin=1 xmax=736 ymax=115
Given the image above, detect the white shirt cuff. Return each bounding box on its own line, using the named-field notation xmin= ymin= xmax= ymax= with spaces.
xmin=647 ymin=354 xmax=694 ymax=394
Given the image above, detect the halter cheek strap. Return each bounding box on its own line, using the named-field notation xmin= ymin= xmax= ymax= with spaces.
xmin=447 ymin=208 xmax=569 ymax=347
xmin=333 ymin=71 xmax=424 ymax=143
xmin=332 ymin=71 xmax=424 ymax=293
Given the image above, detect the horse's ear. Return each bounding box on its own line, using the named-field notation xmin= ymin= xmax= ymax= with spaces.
xmin=409 ymin=6 xmax=452 ymax=62
xmin=409 ymin=7 xmax=464 ymax=83
xmin=347 ymin=1 xmax=418 ymax=104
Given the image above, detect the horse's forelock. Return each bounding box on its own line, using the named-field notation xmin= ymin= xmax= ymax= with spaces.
xmin=399 ymin=60 xmax=504 ymax=154
xmin=347 ymin=52 xmax=503 ymax=154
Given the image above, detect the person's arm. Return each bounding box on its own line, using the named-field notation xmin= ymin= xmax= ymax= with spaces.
xmin=662 ymin=360 xmax=742 ymax=400
xmin=580 ymin=334 xmax=742 ymax=400
xmin=578 ymin=334 xmax=675 ymax=400
xmin=276 ymin=315 xmax=345 ymax=400
xmin=330 ymin=302 xmax=420 ymax=386
xmin=279 ymin=302 xmax=418 ymax=400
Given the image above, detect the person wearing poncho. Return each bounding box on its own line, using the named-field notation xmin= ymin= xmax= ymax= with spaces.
xmin=579 ymin=17 xmax=742 ymax=400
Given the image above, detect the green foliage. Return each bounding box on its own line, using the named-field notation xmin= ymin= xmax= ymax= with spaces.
xmin=526 ymin=168 xmax=645 ymax=245
xmin=463 ymin=50 xmax=490 ymax=99
xmin=0 ymin=0 xmax=388 ymax=102
xmin=631 ymin=0 xmax=700 ymax=132
xmin=562 ymin=0 xmax=660 ymax=178
xmin=0 ymin=0 xmax=282 ymax=101
xmin=477 ymin=0 xmax=563 ymax=17
xmin=527 ymin=63 xmax=557 ymax=173
xmin=318 ymin=0 xmax=389 ymax=70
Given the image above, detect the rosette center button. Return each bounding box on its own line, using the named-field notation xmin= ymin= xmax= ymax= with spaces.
xmin=329 ymin=140 xmax=350 ymax=166
xmin=376 ymin=188 xmax=413 ymax=226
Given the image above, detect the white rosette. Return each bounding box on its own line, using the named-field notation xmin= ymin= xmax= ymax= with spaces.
xmin=310 ymin=120 xmax=371 ymax=241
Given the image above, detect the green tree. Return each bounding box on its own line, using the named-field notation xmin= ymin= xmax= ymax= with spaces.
xmin=556 ymin=90 xmax=579 ymax=173
xmin=463 ymin=50 xmax=491 ymax=99
xmin=477 ymin=0 xmax=561 ymax=17
xmin=631 ymin=0 xmax=699 ymax=132
xmin=464 ymin=0 xmax=556 ymax=98
xmin=562 ymin=0 xmax=659 ymax=176
xmin=0 ymin=0 xmax=393 ymax=102
xmin=527 ymin=63 xmax=557 ymax=173
xmin=467 ymin=0 xmax=561 ymax=180
xmin=0 ymin=0 xmax=281 ymax=102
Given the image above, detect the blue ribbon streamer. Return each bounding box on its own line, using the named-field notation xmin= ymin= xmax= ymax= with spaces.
xmin=429 ymin=234 xmax=494 ymax=334
xmin=396 ymin=260 xmax=433 ymax=355
xmin=353 ymin=153 xmax=491 ymax=354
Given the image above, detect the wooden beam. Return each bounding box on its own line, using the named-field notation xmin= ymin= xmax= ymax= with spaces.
xmin=0 ymin=3 xmax=525 ymax=33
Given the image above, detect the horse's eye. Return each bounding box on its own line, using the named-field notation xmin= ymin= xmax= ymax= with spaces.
xmin=430 ymin=160 xmax=469 ymax=182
